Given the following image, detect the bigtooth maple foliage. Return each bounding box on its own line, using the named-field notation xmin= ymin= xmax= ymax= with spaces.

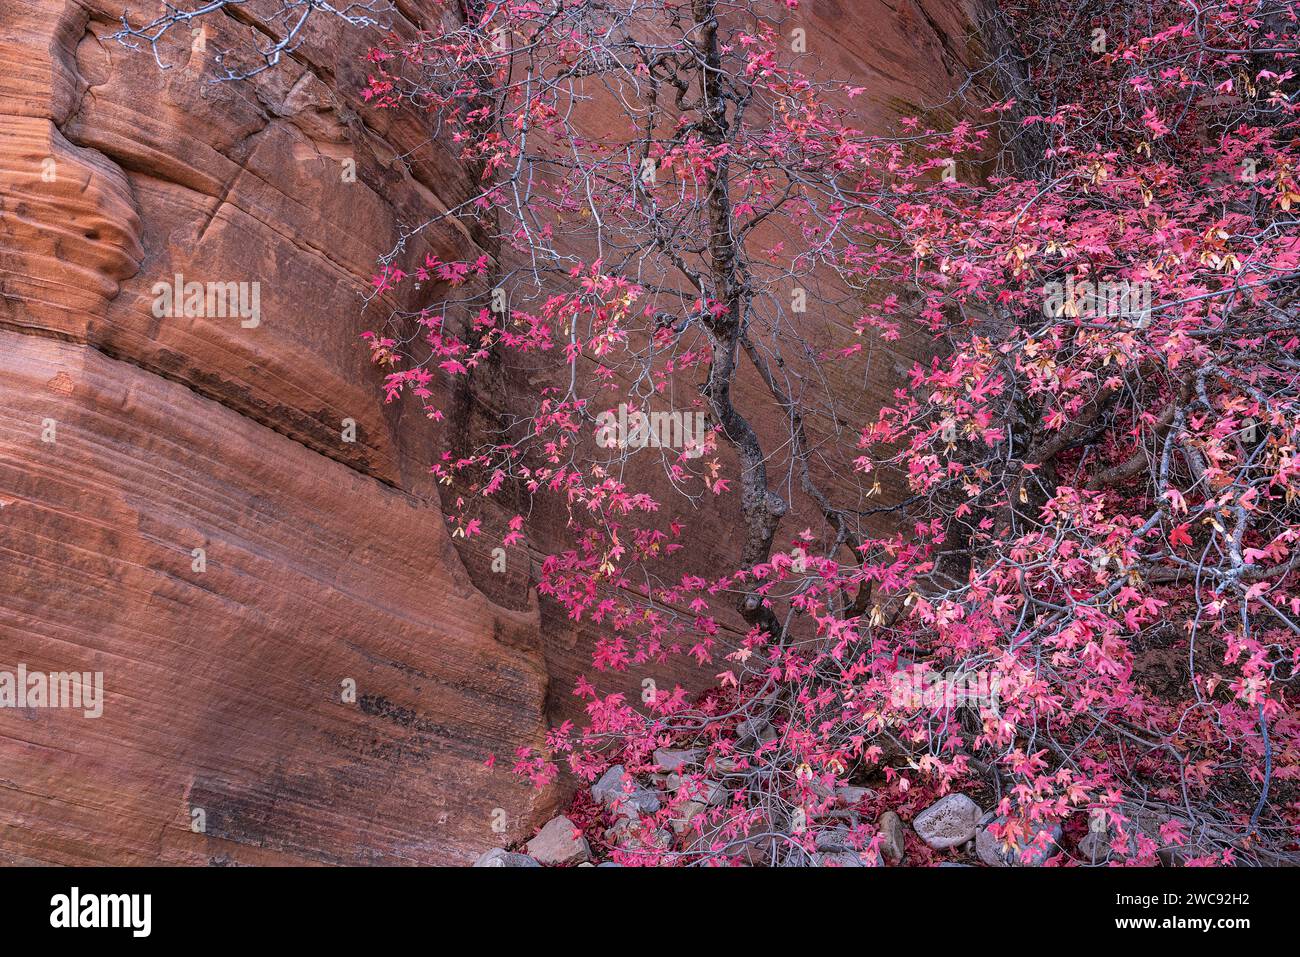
xmin=118 ymin=0 xmax=1300 ymax=865
xmin=357 ymin=0 xmax=1300 ymax=865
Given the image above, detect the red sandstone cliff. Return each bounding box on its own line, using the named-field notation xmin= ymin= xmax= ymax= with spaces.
xmin=0 ymin=0 xmax=984 ymax=864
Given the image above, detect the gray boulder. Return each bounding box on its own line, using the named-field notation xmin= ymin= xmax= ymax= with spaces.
xmin=912 ymin=793 xmax=981 ymax=849
xmin=592 ymin=765 xmax=661 ymax=817
xmin=812 ymin=849 xmax=882 ymax=867
xmin=975 ymin=815 xmax=1062 ymax=866
xmin=653 ymin=748 xmax=702 ymax=772
xmin=813 ymin=826 xmax=851 ymax=851
xmin=525 ymin=816 xmax=592 ymax=865
xmin=878 ymin=811 xmax=906 ymax=864
xmin=473 ymin=847 xmax=541 ymax=867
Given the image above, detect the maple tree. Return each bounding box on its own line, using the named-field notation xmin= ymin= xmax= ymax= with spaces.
xmin=123 ymin=0 xmax=1300 ymax=865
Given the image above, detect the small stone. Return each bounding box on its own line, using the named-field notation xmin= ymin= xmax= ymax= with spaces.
xmin=813 ymin=850 xmax=874 ymax=867
xmin=834 ymin=785 xmax=874 ymax=807
xmin=736 ymin=717 xmax=776 ymax=748
xmin=472 ymin=847 xmax=541 ymax=867
xmin=1077 ymin=828 xmax=1114 ymax=863
xmin=669 ymin=800 xmax=708 ymax=835
xmin=878 ymin=811 xmax=906 ymax=864
xmin=735 ymin=833 xmax=779 ymax=866
xmin=605 ymin=817 xmax=672 ymax=853
xmin=654 ymin=748 xmax=702 ymax=772
xmin=597 ymin=861 xmax=622 ymax=867
xmin=592 ymin=765 xmax=626 ymax=802
xmin=526 ymin=816 xmax=592 ymax=865
xmin=578 ymin=862 xmax=595 ymax=867
xmin=974 ymin=829 xmax=1008 ymax=867
xmin=912 ymin=793 xmax=981 ymax=850
xmin=668 ymin=774 xmax=726 ymax=806
xmin=814 ymin=826 xmax=851 ymax=851
xmin=592 ymin=765 xmax=660 ymax=817
xmin=975 ymin=816 xmax=1062 ymax=867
